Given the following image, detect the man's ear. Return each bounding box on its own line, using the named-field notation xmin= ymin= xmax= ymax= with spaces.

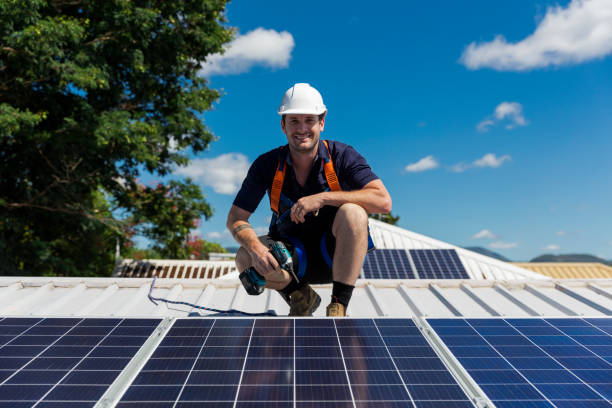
xmin=280 ymin=117 xmax=286 ymax=134
xmin=319 ymin=112 xmax=326 ymax=131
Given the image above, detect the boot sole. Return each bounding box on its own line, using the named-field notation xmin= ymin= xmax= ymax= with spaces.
xmin=308 ymin=294 xmax=321 ymax=316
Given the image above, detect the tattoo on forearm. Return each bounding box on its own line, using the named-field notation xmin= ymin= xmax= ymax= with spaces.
xmin=232 ymin=224 xmax=253 ymax=237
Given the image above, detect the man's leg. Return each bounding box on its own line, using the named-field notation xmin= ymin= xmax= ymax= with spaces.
xmin=331 ymin=203 xmax=369 ymax=284
xmin=328 ymin=203 xmax=368 ymax=315
xmin=236 ymin=245 xmax=320 ymax=315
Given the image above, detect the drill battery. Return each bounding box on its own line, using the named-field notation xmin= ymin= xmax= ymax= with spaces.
xmin=239 ymin=241 xmax=294 ymax=296
xmin=239 ymin=267 xmax=266 ymax=296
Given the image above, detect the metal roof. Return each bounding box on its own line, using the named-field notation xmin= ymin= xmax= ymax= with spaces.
xmin=368 ymin=219 xmax=548 ymax=280
xmin=2 ymin=276 xmax=611 ymax=318
xmin=513 ymin=262 xmax=612 ymax=279
xmin=113 ymin=220 xmax=548 ymax=281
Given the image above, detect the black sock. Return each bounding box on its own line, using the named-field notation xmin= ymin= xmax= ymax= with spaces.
xmin=332 ymin=281 xmax=354 ymax=307
xmin=279 ymin=278 xmax=302 ymax=297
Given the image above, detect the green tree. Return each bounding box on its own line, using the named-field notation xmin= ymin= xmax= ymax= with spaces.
xmin=369 ymin=212 xmax=400 ymax=225
xmin=0 ymin=0 xmax=233 ymax=276
xmin=122 ymin=245 xmax=162 ymax=261
xmin=185 ymin=235 xmax=227 ymax=260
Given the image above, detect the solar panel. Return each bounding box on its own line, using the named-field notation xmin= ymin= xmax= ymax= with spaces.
xmin=0 ymin=317 xmax=160 ymax=407
xmin=117 ymin=318 xmax=475 ymax=407
xmin=429 ymin=317 xmax=612 ymax=407
xmin=410 ymin=249 xmax=469 ymax=279
xmin=362 ymin=249 xmax=417 ymax=279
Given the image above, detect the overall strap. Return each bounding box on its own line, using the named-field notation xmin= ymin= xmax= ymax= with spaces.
xmin=270 ymin=147 xmax=287 ymax=214
xmin=271 ymin=141 xmax=341 ymax=214
xmin=321 ymin=140 xmax=342 ymax=192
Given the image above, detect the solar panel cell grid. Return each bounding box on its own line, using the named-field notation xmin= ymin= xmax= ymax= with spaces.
xmin=0 ymin=317 xmax=160 ymax=407
xmin=118 ymin=318 xmax=475 ymax=407
xmin=429 ymin=317 xmax=612 ymax=407
xmin=410 ymin=249 xmax=469 ymax=279
xmin=362 ymin=249 xmax=416 ymax=279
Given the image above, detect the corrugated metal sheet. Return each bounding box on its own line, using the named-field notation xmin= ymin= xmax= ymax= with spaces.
xmin=2 ymin=276 xmax=610 ymax=318
xmin=369 ymin=219 xmax=548 ymax=280
xmin=114 ymin=259 xmax=236 ymax=279
xmin=513 ymin=262 xmax=612 ymax=279
xmin=113 ymin=220 xmax=548 ymax=281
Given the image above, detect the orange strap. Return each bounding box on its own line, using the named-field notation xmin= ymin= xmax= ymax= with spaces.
xmin=270 ymin=155 xmax=286 ymax=214
xmin=322 ymin=140 xmax=341 ymax=192
xmin=270 ymin=141 xmax=342 ymax=214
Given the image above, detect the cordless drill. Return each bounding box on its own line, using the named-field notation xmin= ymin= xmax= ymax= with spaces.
xmin=239 ymin=241 xmax=294 ymax=296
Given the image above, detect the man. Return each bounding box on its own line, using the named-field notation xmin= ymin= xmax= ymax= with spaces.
xmin=226 ymin=83 xmax=391 ymax=316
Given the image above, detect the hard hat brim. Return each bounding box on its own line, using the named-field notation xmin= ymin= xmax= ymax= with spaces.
xmin=277 ymin=108 xmax=327 ymax=116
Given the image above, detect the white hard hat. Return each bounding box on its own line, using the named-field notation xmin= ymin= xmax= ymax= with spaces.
xmin=278 ymin=83 xmax=327 ymax=116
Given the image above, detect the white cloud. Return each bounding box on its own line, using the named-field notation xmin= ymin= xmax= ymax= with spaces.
xmin=113 ymin=177 xmax=127 ymax=188
xmin=450 ymin=153 xmax=511 ymax=172
xmin=489 ymin=241 xmax=518 ymax=249
xmin=460 ymin=0 xmax=612 ymax=71
xmin=404 ymin=155 xmax=439 ymax=173
xmin=254 ymin=226 xmax=268 ymax=235
xmin=543 ymin=244 xmax=560 ymax=251
xmin=556 ymin=231 xmax=567 ymax=236
xmin=473 ymin=153 xmax=512 ymax=168
xmin=472 ymin=229 xmax=497 ymax=239
xmin=476 ymin=119 xmax=496 ymax=133
xmin=175 ymin=153 xmax=250 ymax=195
xmin=199 ymin=28 xmax=295 ymax=76
xmin=207 ymin=231 xmax=223 ymax=239
xmin=477 ymin=102 xmax=527 ymax=132
xmin=450 ymin=162 xmax=470 ymax=173
xmin=495 ymin=102 xmax=527 ymax=127
xmin=168 ymin=136 xmax=180 ymax=153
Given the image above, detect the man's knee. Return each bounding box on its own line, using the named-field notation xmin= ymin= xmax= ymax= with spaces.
xmin=332 ymin=203 xmax=368 ymax=237
xmin=235 ymin=247 xmax=251 ymax=271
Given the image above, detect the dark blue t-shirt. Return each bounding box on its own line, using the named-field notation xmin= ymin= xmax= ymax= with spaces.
xmin=233 ymin=139 xmax=378 ymax=237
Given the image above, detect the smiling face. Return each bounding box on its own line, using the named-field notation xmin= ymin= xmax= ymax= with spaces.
xmin=281 ymin=113 xmax=325 ymax=154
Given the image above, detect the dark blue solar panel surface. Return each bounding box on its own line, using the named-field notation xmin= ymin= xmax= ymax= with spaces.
xmin=429 ymin=317 xmax=612 ymax=407
xmin=118 ymin=318 xmax=475 ymax=407
xmin=362 ymin=249 xmax=417 ymax=279
xmin=410 ymin=249 xmax=469 ymax=279
xmin=0 ymin=317 xmax=160 ymax=407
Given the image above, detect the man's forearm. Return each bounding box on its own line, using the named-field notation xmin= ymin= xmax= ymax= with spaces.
xmin=228 ymin=221 xmax=265 ymax=254
xmin=320 ymin=189 xmax=391 ymax=214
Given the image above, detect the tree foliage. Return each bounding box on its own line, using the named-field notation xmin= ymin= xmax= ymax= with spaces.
xmin=369 ymin=212 xmax=400 ymax=226
xmin=1 ymin=0 xmax=233 ymax=276
xmin=186 ymin=235 xmax=227 ymax=260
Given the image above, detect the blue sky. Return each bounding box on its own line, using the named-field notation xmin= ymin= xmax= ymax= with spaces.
xmin=143 ymin=0 xmax=612 ymax=261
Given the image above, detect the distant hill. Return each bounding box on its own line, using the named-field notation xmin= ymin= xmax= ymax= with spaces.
xmin=463 ymin=247 xmax=511 ymax=262
xmin=530 ymin=253 xmax=612 ymax=266
xmin=224 ymin=246 xmax=240 ymax=254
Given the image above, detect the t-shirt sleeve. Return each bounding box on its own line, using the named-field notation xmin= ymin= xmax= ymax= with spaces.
xmin=232 ymin=154 xmax=272 ymax=213
xmin=336 ymin=145 xmax=379 ymax=190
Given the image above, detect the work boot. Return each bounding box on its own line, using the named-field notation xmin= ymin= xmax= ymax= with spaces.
xmin=326 ymin=302 xmax=346 ymax=317
xmin=288 ymin=284 xmax=321 ymax=316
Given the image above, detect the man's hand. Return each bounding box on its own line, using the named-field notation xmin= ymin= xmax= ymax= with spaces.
xmin=250 ymin=244 xmax=281 ymax=277
xmin=290 ymin=193 xmax=325 ymax=223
